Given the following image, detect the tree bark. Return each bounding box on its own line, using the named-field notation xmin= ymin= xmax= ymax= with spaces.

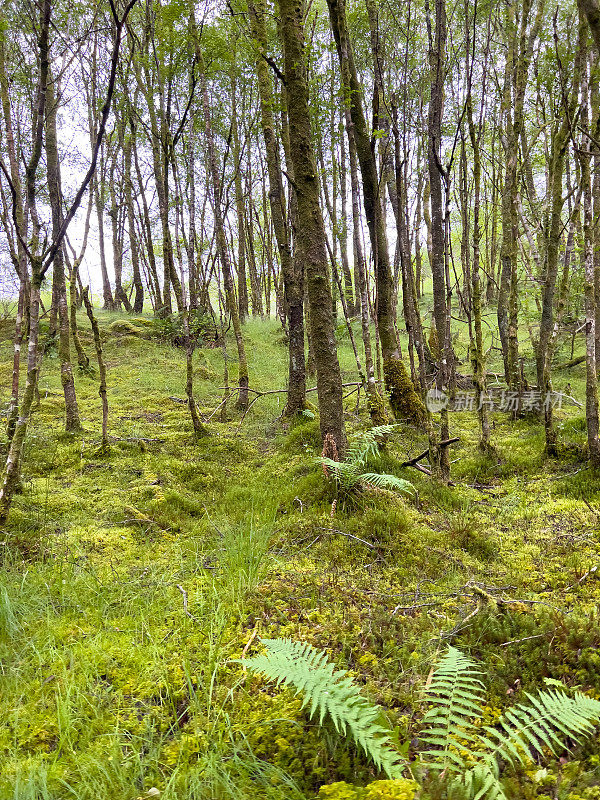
xmin=249 ymin=0 xmax=307 ymax=415
xmin=46 ymin=70 xmax=82 ymax=432
xmin=278 ymin=0 xmax=345 ymax=452
xmin=327 ymin=0 xmax=423 ymax=424
xmin=192 ymin=14 xmax=250 ymax=412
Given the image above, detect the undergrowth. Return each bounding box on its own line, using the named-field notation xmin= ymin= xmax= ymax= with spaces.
xmin=0 ymin=312 xmax=600 ymax=798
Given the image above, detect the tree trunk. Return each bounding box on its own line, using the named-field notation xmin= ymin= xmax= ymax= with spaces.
xmin=231 ymin=68 xmax=249 ymax=322
xmin=124 ymin=117 xmax=144 ymax=312
xmin=327 ymin=0 xmax=423 ymax=424
xmin=278 ymin=0 xmax=345 ymax=452
xmin=192 ymin=15 xmax=250 ymax=412
xmin=249 ymin=0 xmax=307 ymax=414
xmin=46 ymin=71 xmax=82 ymax=432
xmin=82 ymin=287 xmax=110 ymax=453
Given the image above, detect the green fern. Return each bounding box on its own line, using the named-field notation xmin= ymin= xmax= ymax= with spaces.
xmin=481 ymin=688 xmax=600 ymax=766
xmin=320 ymin=425 xmax=414 ymax=496
xmin=420 ymin=646 xmax=600 ymax=799
xmin=345 ymin=424 xmax=398 ymax=468
xmin=360 ymin=473 xmax=416 ymax=494
xmin=240 ymin=638 xmax=405 ymax=779
xmin=320 ymin=457 xmax=361 ymax=490
xmin=420 ymin=646 xmax=486 ymax=772
xmin=447 ymin=763 xmax=506 ymax=800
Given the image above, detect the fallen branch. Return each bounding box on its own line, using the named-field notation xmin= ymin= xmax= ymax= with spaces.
xmin=401 ymin=437 xmax=460 ymax=468
xmin=558 ymin=355 xmax=584 ymax=369
xmin=565 ymin=564 xmax=598 ymax=591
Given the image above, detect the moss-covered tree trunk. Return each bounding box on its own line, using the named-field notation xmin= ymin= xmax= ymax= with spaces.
xmin=580 ymin=41 xmax=600 ymax=468
xmin=248 ymin=0 xmax=306 ymax=415
xmin=67 ymin=190 xmax=93 ymax=372
xmin=81 ymin=287 xmax=110 ymax=453
xmin=0 ymin=25 xmax=28 ymax=442
xmin=326 ymin=0 xmax=422 ymax=424
xmin=277 ymin=0 xmax=345 ymax=452
xmin=0 ymin=0 xmax=50 ymax=522
xmin=0 ymin=267 xmax=42 ymax=525
xmin=123 ymin=115 xmax=144 ymax=313
xmin=425 ymin=0 xmax=452 ymax=482
xmin=498 ymin=0 xmax=544 ymax=388
xmin=466 ymin=42 xmax=490 ymax=452
xmin=536 ymin=33 xmax=581 ymax=456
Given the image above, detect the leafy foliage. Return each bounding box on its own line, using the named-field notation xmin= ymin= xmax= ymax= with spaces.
xmin=320 ymin=426 xmax=415 ymax=496
xmin=241 ymin=638 xmax=405 ymax=779
xmin=420 ymin=646 xmax=600 ymax=799
xmin=420 ymin=646 xmax=486 ymax=772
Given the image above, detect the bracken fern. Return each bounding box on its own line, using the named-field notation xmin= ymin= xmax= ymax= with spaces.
xmin=320 ymin=425 xmax=415 ymax=496
xmin=420 ymin=646 xmax=486 ymax=773
xmin=420 ymin=646 xmax=600 ymax=799
xmin=241 ymin=638 xmax=405 ymax=779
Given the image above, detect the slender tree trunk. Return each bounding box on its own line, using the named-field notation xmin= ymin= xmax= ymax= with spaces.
xmin=337 ymin=115 xmax=355 ymax=315
xmin=231 ymin=68 xmax=249 ymax=322
xmin=65 ymin=189 xmax=93 ymax=371
xmin=278 ymin=0 xmax=345 ymax=452
xmin=46 ymin=71 xmax=82 ymax=432
xmin=0 ymin=28 xmax=28 ymax=441
xmin=133 ymin=133 xmax=163 ymax=311
xmin=537 ymin=33 xmax=581 ymax=455
xmin=580 ymin=58 xmax=600 ymax=467
xmin=94 ymin=172 xmax=115 ymax=310
xmin=346 ymin=118 xmax=385 ymax=422
xmin=82 ymin=288 xmax=109 ymax=453
xmin=466 ymin=29 xmax=491 ymax=451
xmin=124 ymin=118 xmax=144 ymax=312
xmin=426 ymin=0 xmax=451 ymax=481
xmin=6 ymin=283 xmax=25 ymax=441
xmin=183 ymin=309 xmax=207 ymax=437
xmin=192 ymin=17 xmax=249 ymax=412
xmin=249 ymin=0 xmax=306 ymax=414
xmin=327 ymin=0 xmax=422 ymax=423
xmin=0 ymin=266 xmax=42 ymax=524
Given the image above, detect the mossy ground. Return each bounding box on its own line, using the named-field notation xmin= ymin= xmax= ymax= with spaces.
xmin=1 ymin=306 xmax=600 ymax=799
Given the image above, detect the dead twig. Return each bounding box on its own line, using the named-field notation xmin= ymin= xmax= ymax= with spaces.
xmin=565 ymin=565 xmax=598 ymax=592
xmin=176 ymin=583 xmax=197 ymax=620
xmin=500 ymin=634 xmax=545 ymax=647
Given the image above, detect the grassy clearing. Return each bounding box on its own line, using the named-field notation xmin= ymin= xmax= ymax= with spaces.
xmin=1 ymin=309 xmax=600 ymax=798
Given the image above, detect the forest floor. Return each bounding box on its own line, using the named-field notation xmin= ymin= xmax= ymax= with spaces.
xmin=1 ymin=307 xmax=600 ymax=799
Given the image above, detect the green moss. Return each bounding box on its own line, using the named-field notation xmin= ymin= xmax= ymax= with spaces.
xmin=317 ymin=779 xmax=418 ymax=800
xmin=428 ymin=323 xmax=440 ymax=360
xmin=107 ymin=319 xmax=152 ymax=338
xmin=383 ymin=357 xmax=425 ymax=424
xmin=367 ymin=390 xmax=389 ymax=426
xmin=1 ymin=311 xmax=600 ymax=798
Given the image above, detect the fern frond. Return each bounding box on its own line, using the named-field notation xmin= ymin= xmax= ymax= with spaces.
xmin=360 ymin=473 xmax=416 ymax=495
xmin=346 ymin=425 xmax=398 ymax=468
xmin=481 ymin=689 xmax=600 ymax=767
xmin=419 ymin=646 xmax=486 ymax=773
xmin=448 ymin=763 xmax=506 ymax=800
xmin=320 ymin=458 xmax=361 ymax=489
xmin=241 ymin=638 xmax=405 ymax=778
